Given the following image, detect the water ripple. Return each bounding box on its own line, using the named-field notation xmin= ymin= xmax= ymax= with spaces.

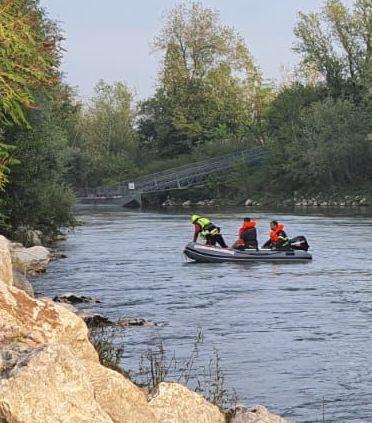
xmin=33 ymin=208 xmax=372 ymax=422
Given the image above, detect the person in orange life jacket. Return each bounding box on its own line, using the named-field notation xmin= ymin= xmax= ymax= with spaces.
xmin=231 ymin=217 xmax=258 ymax=250
xmin=263 ymin=220 xmax=289 ymax=249
xmin=191 ymin=215 xmax=228 ymax=248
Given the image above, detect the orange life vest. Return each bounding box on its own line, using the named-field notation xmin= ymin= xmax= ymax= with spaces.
xmin=270 ymin=224 xmax=285 ymax=243
xmin=239 ymin=221 xmax=256 ymax=238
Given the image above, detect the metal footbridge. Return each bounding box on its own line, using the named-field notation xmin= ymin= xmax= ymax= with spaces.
xmin=78 ymin=147 xmax=266 ymax=207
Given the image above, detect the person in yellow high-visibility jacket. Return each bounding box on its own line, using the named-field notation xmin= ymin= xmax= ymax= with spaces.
xmin=191 ymin=215 xmax=228 ymax=248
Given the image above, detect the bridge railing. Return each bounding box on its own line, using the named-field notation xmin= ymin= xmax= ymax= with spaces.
xmin=78 ymin=147 xmax=266 ymax=198
xmin=124 ymin=148 xmax=262 ymax=183
xmin=118 ymin=150 xmax=264 ymax=194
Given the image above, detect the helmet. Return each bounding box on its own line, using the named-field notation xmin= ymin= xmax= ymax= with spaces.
xmin=191 ymin=215 xmax=200 ymax=224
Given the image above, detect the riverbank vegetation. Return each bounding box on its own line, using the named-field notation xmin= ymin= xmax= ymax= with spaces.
xmin=89 ymin=325 xmax=238 ymax=411
xmin=1 ymin=0 xmax=371 ymax=237
xmin=0 ymin=0 xmax=76 ymax=238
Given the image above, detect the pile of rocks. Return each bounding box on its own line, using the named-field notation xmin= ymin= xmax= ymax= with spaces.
xmin=1 ymin=237 xmax=54 ymax=297
xmin=12 ymin=226 xmax=67 ymax=247
xmin=81 ymin=313 xmax=158 ymax=329
xmin=294 ymin=195 xmax=369 ymax=208
xmin=162 ymin=197 xmax=178 ymax=207
xmin=162 ymin=197 xmax=219 ymax=207
xmin=53 ymin=293 xmax=102 ymax=305
xmin=162 ymin=194 xmax=370 ymax=209
xmin=244 ymin=199 xmax=262 ymax=207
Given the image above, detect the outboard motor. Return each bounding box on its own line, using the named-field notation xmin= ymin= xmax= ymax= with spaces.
xmin=289 ymin=236 xmax=309 ymax=251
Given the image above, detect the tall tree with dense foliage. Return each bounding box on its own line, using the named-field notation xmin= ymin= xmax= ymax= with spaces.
xmin=0 ymin=0 xmax=77 ymax=237
xmin=0 ymin=140 xmax=16 ymax=190
xmin=263 ymin=0 xmax=372 ymax=196
xmin=0 ymin=0 xmax=62 ymax=193
xmin=0 ymin=0 xmax=62 ymax=125
xmin=73 ymin=80 xmax=137 ymax=187
xmin=267 ymin=94 xmax=371 ymax=191
xmin=138 ymin=1 xmax=273 ymax=158
xmin=294 ymin=0 xmax=372 ymax=98
xmin=1 ymin=87 xmax=77 ymax=235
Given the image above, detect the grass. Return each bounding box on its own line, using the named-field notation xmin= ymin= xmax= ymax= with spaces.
xmin=89 ymin=325 xmax=238 ymax=411
xmin=88 ymin=325 xmax=128 ymax=376
xmin=136 ymin=329 xmax=238 ymax=411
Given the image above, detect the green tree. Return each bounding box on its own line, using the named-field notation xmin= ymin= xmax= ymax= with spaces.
xmin=0 ymin=0 xmax=62 ymax=191
xmin=0 ymin=0 xmax=62 ymax=125
xmin=74 ymin=80 xmax=137 ymax=187
xmin=258 ymin=0 xmax=372 ymax=196
xmin=0 ymin=139 xmax=17 ymax=190
xmin=138 ymin=1 xmax=272 ymax=158
xmin=1 ymin=87 xmax=77 ymax=235
xmin=268 ymin=94 xmax=371 ymax=191
xmin=294 ymin=0 xmax=372 ymax=98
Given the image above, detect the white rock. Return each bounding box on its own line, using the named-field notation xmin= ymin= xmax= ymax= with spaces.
xmin=0 ymin=344 xmax=114 ymax=423
xmin=10 ymin=244 xmax=51 ymax=274
xmin=0 ymin=236 xmax=13 ymax=287
xmin=0 ymin=279 xmax=157 ymax=423
xmin=13 ymin=227 xmax=43 ymax=246
xmin=359 ymin=197 xmax=368 ymax=206
xmin=149 ymin=382 xmax=225 ymax=423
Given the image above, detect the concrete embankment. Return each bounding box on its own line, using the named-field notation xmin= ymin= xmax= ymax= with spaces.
xmin=0 ymin=235 xmax=288 ymax=423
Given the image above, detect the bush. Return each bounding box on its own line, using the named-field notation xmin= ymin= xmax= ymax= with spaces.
xmin=268 ymin=96 xmax=372 ymax=192
xmin=89 ymin=325 xmax=126 ymax=375
xmin=136 ymin=330 xmax=238 ymax=410
xmin=0 ymin=91 xmax=77 ymax=236
xmin=89 ymin=325 xmax=238 ymax=411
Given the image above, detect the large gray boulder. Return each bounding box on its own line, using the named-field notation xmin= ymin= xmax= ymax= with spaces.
xmin=9 ymin=244 xmax=51 ymax=274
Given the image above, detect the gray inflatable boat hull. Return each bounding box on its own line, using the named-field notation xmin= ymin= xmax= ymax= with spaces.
xmin=184 ymin=242 xmax=312 ymax=263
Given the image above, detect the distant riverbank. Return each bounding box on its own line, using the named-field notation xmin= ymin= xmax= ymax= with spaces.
xmin=142 ymin=185 xmax=372 ymax=211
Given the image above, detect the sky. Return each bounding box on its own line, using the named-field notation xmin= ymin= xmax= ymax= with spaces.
xmin=39 ymin=0 xmax=353 ymax=100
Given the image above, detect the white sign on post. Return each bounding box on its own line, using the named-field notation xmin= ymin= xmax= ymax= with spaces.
xmin=128 ymin=182 xmax=135 ymax=190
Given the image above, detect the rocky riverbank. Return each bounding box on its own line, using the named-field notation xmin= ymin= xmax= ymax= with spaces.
xmin=0 ymin=234 xmax=289 ymax=423
xmin=158 ymin=193 xmax=370 ymax=209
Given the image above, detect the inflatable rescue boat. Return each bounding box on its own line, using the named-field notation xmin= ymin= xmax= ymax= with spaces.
xmin=184 ymin=242 xmax=312 ymax=263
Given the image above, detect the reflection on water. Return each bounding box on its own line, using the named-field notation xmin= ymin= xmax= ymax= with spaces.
xmin=33 ymin=207 xmax=372 ymax=422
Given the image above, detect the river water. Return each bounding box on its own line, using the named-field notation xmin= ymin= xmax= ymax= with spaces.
xmin=33 ymin=207 xmax=372 ymax=422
